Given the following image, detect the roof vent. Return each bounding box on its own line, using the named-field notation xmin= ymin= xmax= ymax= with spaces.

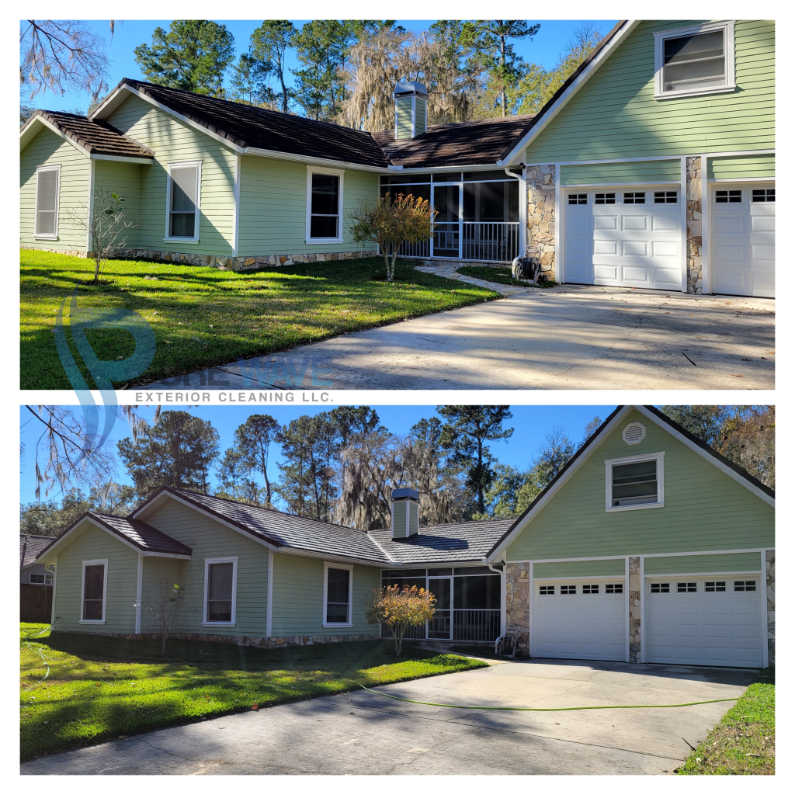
xmin=394 ymin=81 xmax=428 ymax=140
xmin=391 ymin=488 xmax=420 ymax=539
xmin=622 ymin=422 xmax=646 ymax=445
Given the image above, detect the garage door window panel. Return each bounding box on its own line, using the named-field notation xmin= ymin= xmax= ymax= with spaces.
xmin=605 ymin=583 xmax=623 ymax=594
xmin=606 ymin=453 xmax=664 ymax=511
xmin=734 ymin=580 xmax=757 ymax=592
xmin=594 ymin=192 xmax=616 ymax=205
xmin=715 ymin=189 xmax=742 ymax=204
xmin=623 ymin=192 xmax=646 ymax=205
xmin=705 ymin=581 xmax=726 ymax=592
xmin=654 ymin=191 xmax=678 ymax=204
xmin=560 ymin=585 xmax=576 ymax=595
xmin=539 ymin=585 xmax=555 ymax=595
xmin=568 ymin=193 xmax=588 ymax=205
xmin=752 ymin=189 xmax=775 ymax=203
xmin=677 ymin=582 xmax=698 ymax=593
xmin=650 ymin=582 xmax=670 ymax=593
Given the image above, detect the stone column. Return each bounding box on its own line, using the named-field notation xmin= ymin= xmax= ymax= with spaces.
xmin=506 ymin=562 xmax=530 ymax=655
xmin=686 ymin=156 xmax=703 ymax=294
xmin=766 ymin=550 xmax=775 ymax=665
xmin=526 ymin=165 xmax=556 ymax=280
xmin=628 ymin=556 xmax=641 ymax=663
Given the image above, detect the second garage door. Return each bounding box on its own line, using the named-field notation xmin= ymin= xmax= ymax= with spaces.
xmin=533 ymin=579 xmax=626 ymax=661
xmin=564 ymin=188 xmax=682 ymax=290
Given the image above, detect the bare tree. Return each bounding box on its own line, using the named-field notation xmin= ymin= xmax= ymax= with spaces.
xmin=140 ymin=578 xmax=193 ymax=655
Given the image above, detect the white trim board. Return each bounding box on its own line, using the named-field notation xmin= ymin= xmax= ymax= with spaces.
xmin=79 ymin=558 xmax=108 ymax=624
xmin=322 ymin=561 xmax=353 ymax=628
xmin=164 ymin=159 xmax=202 ymax=244
xmin=33 ymin=164 xmax=62 ymax=241
xmin=202 ymin=556 xmax=238 ymax=627
xmin=305 ymin=165 xmax=345 ymax=245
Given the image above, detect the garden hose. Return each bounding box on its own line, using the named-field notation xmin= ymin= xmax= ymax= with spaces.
xmin=21 ymin=620 xmax=57 ymax=694
xmin=353 ymin=682 xmax=739 ymax=712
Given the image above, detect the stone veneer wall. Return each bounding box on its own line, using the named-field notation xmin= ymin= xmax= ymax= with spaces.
xmin=766 ymin=550 xmax=775 ymax=665
xmin=22 ymin=246 xmax=87 ymax=258
xmin=686 ymin=156 xmax=703 ymax=294
xmin=628 ymin=557 xmax=641 ymax=663
xmin=51 ymin=630 xmax=380 ymax=649
xmin=505 ymin=562 xmax=530 ymax=655
xmin=526 ymin=165 xmax=556 ymax=280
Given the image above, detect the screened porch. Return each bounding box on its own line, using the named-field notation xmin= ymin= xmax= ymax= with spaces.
xmin=381 ymin=566 xmax=502 ymax=643
xmin=381 ymin=170 xmax=521 ymax=264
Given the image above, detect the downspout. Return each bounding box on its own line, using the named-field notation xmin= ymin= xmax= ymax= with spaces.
xmin=135 ymin=554 xmax=143 ymax=635
xmin=45 ymin=561 xmax=57 ymax=626
xmin=503 ymin=166 xmax=526 ymax=261
xmin=486 ymin=560 xmax=507 ymax=640
xmin=266 ymin=550 xmax=274 ymax=638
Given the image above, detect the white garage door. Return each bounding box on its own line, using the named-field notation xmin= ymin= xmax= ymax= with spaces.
xmin=533 ymin=579 xmax=626 ymax=661
xmin=646 ymin=577 xmax=763 ymax=667
xmin=564 ymin=188 xmax=682 ymax=290
xmin=711 ymin=185 xmax=775 ymax=298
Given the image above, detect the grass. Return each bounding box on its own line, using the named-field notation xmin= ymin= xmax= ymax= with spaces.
xmin=20 ymin=250 xmax=498 ymax=390
xmin=456 ymin=265 xmax=558 ymax=288
xmin=19 ymin=623 xmax=487 ymax=762
xmin=676 ymin=671 xmax=775 ymax=775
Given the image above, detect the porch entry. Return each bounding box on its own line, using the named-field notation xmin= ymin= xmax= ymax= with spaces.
xmin=381 ymin=566 xmax=501 ymax=643
xmin=381 ymin=171 xmax=521 ymax=263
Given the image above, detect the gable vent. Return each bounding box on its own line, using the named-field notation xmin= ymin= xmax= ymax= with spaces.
xmin=622 ymin=422 xmax=646 ymax=445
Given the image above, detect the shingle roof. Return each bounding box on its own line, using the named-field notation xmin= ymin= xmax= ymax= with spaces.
xmin=24 ymin=110 xmax=154 ymax=159
xmin=372 ymin=114 xmax=535 ymax=168
xmin=20 ymin=535 xmax=54 ymax=567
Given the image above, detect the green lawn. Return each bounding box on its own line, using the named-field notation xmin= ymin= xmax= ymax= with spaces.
xmin=677 ymin=674 xmax=775 ymax=775
xmin=456 ymin=265 xmax=557 ymax=288
xmin=19 ymin=623 xmax=487 ymax=762
xmin=20 ymin=251 xmax=498 ymax=390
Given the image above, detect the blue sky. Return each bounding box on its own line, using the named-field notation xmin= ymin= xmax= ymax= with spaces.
xmin=19 ymin=404 xmax=612 ymax=506
xmin=25 ymin=19 xmax=618 ymax=113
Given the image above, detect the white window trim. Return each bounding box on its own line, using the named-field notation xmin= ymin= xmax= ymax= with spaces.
xmin=34 ymin=164 xmax=61 ymax=240
xmin=605 ymin=451 xmax=665 ymax=512
xmin=306 ymin=166 xmax=344 ymax=244
xmin=80 ymin=558 xmax=108 ymax=624
xmin=323 ymin=561 xmax=353 ymax=628
xmin=164 ymin=160 xmax=202 ymax=244
xmin=654 ymin=21 xmax=736 ymax=100
xmin=202 ymin=556 xmax=238 ymax=627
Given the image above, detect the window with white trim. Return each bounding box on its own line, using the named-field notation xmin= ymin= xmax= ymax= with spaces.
xmin=705 ymin=581 xmax=726 ymax=592
xmin=560 ymin=585 xmax=576 ymax=595
xmin=677 ymin=582 xmax=697 ymax=593
xmin=568 ymin=193 xmax=588 ymax=205
xmin=654 ymin=190 xmax=678 ymax=204
xmin=539 ymin=585 xmax=555 ymax=595
xmin=650 ymin=582 xmax=670 ymax=593
xmin=606 ymin=452 xmax=664 ymax=510
xmin=733 ymin=580 xmax=757 ymax=592
xmin=204 ymin=558 xmax=237 ymax=624
xmin=307 ymin=169 xmax=343 ymax=242
xmin=324 ymin=563 xmax=352 ymax=625
xmin=167 ymin=161 xmax=201 ymax=240
xmin=582 ymin=584 xmax=599 ymax=594
xmin=752 ymin=189 xmax=775 ymax=203
xmin=594 ymin=192 xmax=616 ymax=205
xmin=605 ymin=583 xmax=623 ymax=594
xmin=654 ymin=21 xmax=735 ymax=98
xmin=35 ymin=165 xmax=60 ymax=238
xmin=81 ymin=560 xmax=107 ymax=622
xmin=623 ymin=192 xmax=646 ymax=204
xmin=29 ymin=573 xmax=54 ymax=586
xmin=715 ymin=189 xmax=742 ymax=204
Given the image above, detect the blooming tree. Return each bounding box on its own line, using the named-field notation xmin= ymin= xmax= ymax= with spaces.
xmin=366 ymin=584 xmax=436 ymax=656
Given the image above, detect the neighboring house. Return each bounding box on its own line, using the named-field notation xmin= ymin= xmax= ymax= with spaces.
xmin=20 ymin=534 xmax=55 ymax=585
xmin=19 ymin=20 xmax=774 ymax=297
xmin=36 ymin=406 xmax=775 ymax=668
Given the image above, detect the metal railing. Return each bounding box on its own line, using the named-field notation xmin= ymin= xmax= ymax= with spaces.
xmin=399 ymin=238 xmax=430 ymax=258
xmin=462 ymin=222 xmax=520 ymax=263
xmin=453 ymin=609 xmax=501 ymax=642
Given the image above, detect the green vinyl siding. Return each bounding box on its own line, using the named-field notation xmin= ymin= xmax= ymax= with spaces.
xmin=92 ymin=159 xmax=143 ymax=248
xmin=53 ymin=522 xmax=138 ymax=634
xmin=526 ymin=20 xmax=774 ymax=163
xmin=396 ymin=96 xmax=413 ymax=139
xmin=708 ymin=153 xmax=775 ymax=181
xmin=408 ymin=502 xmax=419 ymax=536
xmin=645 ymin=552 xmax=762 ymax=575
xmin=144 ymin=499 xmax=269 ymax=636
xmin=561 ymin=160 xmax=680 ymax=186
xmin=106 ymin=94 xmax=236 ymax=256
xmin=20 ymin=127 xmax=90 ymax=251
xmin=415 ymin=97 xmax=427 ymax=136
xmin=506 ymin=408 xmax=774 ymax=562
xmin=392 ymin=501 xmax=407 ymax=538
xmin=534 ymin=559 xmax=626 ymax=579
xmin=237 ymin=156 xmax=378 ymax=256
xmin=139 ymin=556 xmax=181 ymax=633
xmin=270 ymin=554 xmax=381 ymax=636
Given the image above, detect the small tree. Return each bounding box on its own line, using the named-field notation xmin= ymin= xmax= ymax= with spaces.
xmin=366 ymin=584 xmax=436 ymax=656
xmin=348 ymin=193 xmax=436 ymax=282
xmin=140 ymin=578 xmax=191 ymax=655
xmin=66 ymin=186 xmax=139 ymax=283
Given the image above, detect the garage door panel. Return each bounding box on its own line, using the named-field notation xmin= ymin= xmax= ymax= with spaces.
xmin=752 ymin=216 xmax=774 ymax=232
xmin=651 ymin=214 xmax=679 ymax=231
xmin=594 ymin=215 xmax=617 ymax=230
xmin=652 ymin=241 xmax=679 ymax=257
xmin=621 ymin=241 xmax=648 ymax=257
xmin=621 ymin=215 xmax=648 ymax=231
xmin=594 ymin=240 xmax=617 ymax=255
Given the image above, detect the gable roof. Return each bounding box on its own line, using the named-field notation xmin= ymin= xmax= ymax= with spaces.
xmin=20 ymin=535 xmax=54 ymax=568
xmin=19 ymin=110 xmax=154 ymax=160
xmin=485 ymin=405 xmax=775 ymax=561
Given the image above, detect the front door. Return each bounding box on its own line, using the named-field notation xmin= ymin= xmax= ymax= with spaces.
xmin=432 ymin=183 xmax=461 ymax=258
xmin=427 ymin=577 xmax=452 ymax=639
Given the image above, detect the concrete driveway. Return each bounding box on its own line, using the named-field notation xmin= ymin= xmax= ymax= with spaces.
xmin=147 ymin=285 xmax=774 ymax=390
xmin=21 ymin=659 xmax=755 ymax=775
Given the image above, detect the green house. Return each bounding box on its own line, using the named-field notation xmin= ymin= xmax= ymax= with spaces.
xmin=19 ymin=20 xmax=774 ymax=297
xmin=35 ymin=406 xmax=774 ymax=669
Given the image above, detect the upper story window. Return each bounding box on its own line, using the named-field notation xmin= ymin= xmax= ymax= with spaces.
xmin=605 ymin=452 xmax=665 ymax=511
xmin=654 ymin=21 xmax=736 ymax=99
xmin=35 ymin=165 xmax=61 ymax=239
xmin=307 ymin=168 xmax=344 ymax=243
xmin=166 ymin=161 xmax=201 ymax=241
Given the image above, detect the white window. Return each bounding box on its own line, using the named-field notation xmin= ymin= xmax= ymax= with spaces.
xmin=582 ymin=584 xmax=599 ymax=594
xmin=539 ymin=585 xmax=555 ymax=595
xmin=324 ymin=562 xmax=352 ymax=626
xmin=81 ymin=559 xmax=108 ymax=623
xmin=705 ymin=581 xmax=726 ymax=592
xmin=715 ymin=189 xmax=742 ymax=204
xmin=654 ymin=190 xmax=679 ymax=204
xmin=650 ymin=582 xmax=670 ymax=594
xmin=605 ymin=452 xmax=665 ymax=511
xmin=677 ymin=582 xmax=698 ymax=593
xmin=307 ymin=168 xmax=344 ymax=243
xmin=733 ymin=580 xmax=757 ymax=592
xmin=568 ymin=193 xmax=588 ymax=205
xmin=594 ymin=192 xmax=616 ymax=205
xmin=28 ymin=573 xmax=53 ymax=586
xmin=203 ymin=557 xmax=237 ymax=625
xmin=605 ymin=583 xmax=623 ymax=594
xmin=623 ymin=192 xmax=646 ymax=204
xmin=165 ymin=161 xmax=201 ymax=242
xmin=751 ymin=189 xmax=775 ymax=203
xmin=654 ymin=21 xmax=736 ymax=99
xmin=560 ymin=585 xmax=576 ymax=595
xmin=35 ymin=165 xmax=61 ymax=239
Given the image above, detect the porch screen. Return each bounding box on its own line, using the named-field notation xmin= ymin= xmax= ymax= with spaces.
xmin=82 ymin=564 xmax=105 ymax=620
xmin=207 ymin=562 xmax=234 ymax=622
xmin=35 ymin=168 xmax=59 ymax=236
